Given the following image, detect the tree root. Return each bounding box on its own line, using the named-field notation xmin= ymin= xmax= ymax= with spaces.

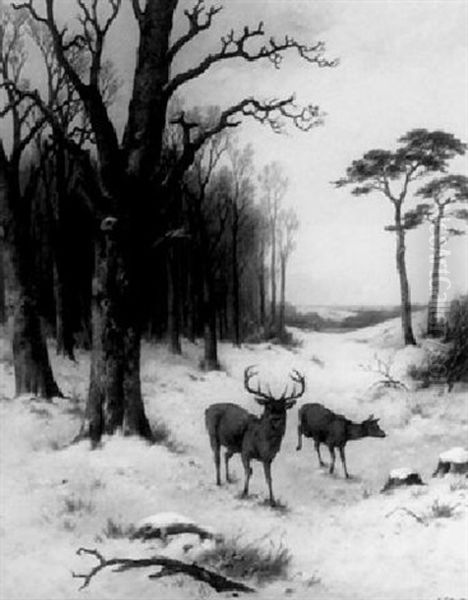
xmin=72 ymin=547 xmax=255 ymax=593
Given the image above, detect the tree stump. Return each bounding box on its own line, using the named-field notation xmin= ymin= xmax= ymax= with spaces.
xmin=432 ymin=447 xmax=468 ymax=477
xmin=381 ymin=468 xmax=425 ymax=492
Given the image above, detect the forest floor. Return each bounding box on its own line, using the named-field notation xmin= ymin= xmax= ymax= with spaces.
xmin=0 ymin=312 xmax=467 ymax=600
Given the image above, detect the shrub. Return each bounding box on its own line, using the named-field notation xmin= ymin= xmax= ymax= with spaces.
xmin=429 ymin=498 xmax=459 ymax=519
xmin=443 ymin=296 xmax=468 ymax=390
xmin=62 ymin=494 xmax=95 ymax=514
xmin=408 ymin=297 xmax=468 ymax=390
xmin=198 ymin=533 xmax=291 ymax=584
xmin=102 ymin=517 xmax=135 ymax=539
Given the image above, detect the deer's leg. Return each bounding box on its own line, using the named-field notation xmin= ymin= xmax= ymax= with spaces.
xmin=296 ymin=423 xmax=303 ymax=451
xmin=328 ymin=446 xmax=336 ymax=474
xmin=225 ymin=449 xmax=234 ymax=483
xmin=315 ymin=440 xmax=325 ymax=467
xmin=213 ymin=445 xmax=221 ymax=486
xmin=263 ymin=461 xmax=275 ymax=506
xmin=339 ymin=446 xmax=349 ymax=478
xmin=241 ymin=454 xmax=252 ymax=498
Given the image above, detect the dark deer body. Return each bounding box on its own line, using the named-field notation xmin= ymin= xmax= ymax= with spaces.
xmin=205 ymin=367 xmax=305 ymax=506
xmin=296 ymin=403 xmax=386 ymax=478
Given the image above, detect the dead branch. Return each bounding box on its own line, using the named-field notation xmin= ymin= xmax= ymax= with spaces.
xmin=165 ymin=21 xmax=337 ymax=97
xmin=360 ymin=353 xmax=409 ymax=391
xmin=72 ymin=547 xmax=255 ymax=593
xmin=168 ymin=1 xmax=223 ymax=62
xmin=385 ymin=507 xmax=428 ymax=525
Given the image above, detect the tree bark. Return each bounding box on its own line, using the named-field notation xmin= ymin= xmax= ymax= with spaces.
xmin=0 ymin=148 xmax=61 ymax=398
xmin=427 ymin=206 xmax=443 ymax=336
xmin=82 ymin=228 xmax=152 ymax=445
xmin=52 ymin=146 xmax=76 ymax=360
xmin=394 ymin=204 xmax=416 ymax=346
xmin=166 ymin=246 xmax=182 ymax=354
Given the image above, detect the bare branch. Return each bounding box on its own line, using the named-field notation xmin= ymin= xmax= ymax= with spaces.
xmin=168 ymin=1 xmax=223 ymax=62
xmin=165 ymin=22 xmax=336 ymax=97
xmin=131 ymin=0 xmax=144 ymax=28
xmin=72 ymin=547 xmax=255 ymax=593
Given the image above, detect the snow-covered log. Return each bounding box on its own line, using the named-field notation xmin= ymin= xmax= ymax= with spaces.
xmin=381 ymin=468 xmax=425 ymax=492
xmin=131 ymin=513 xmax=216 ymax=542
xmin=432 ymin=447 xmax=468 ymax=477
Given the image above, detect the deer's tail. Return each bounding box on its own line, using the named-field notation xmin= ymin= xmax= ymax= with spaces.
xmin=205 ymin=406 xmax=222 ymax=451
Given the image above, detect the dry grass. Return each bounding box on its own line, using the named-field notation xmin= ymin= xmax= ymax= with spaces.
xmin=197 ymin=533 xmax=291 ymax=584
xmin=102 ymin=517 xmax=136 ymax=539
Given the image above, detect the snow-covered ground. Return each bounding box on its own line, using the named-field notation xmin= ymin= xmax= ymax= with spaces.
xmin=1 ymin=312 xmax=467 ymax=600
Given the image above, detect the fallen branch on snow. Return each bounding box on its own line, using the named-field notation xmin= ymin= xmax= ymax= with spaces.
xmin=385 ymin=507 xmax=428 ymax=525
xmin=72 ymin=547 xmax=255 ymax=593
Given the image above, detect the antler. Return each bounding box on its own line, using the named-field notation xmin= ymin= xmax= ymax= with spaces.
xmin=244 ymin=366 xmax=305 ymax=404
xmin=280 ymin=369 xmax=306 ymax=402
xmin=244 ymin=365 xmax=276 ymax=402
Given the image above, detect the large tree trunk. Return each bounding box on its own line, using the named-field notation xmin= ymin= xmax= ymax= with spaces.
xmin=12 ymin=290 xmax=61 ymax=397
xmin=427 ymin=207 xmax=444 ymax=337
xmin=82 ymin=226 xmax=152 ymax=446
xmin=166 ymin=246 xmax=182 ymax=354
xmin=52 ymin=147 xmax=75 ymax=360
xmin=395 ymin=205 xmax=416 ymax=346
xmin=0 ymin=148 xmax=61 ymax=398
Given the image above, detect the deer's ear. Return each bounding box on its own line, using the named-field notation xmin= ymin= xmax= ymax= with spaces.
xmin=285 ymin=399 xmax=297 ymax=409
xmin=255 ymin=396 xmax=268 ymax=406
xmin=368 ymin=413 xmax=375 ymax=420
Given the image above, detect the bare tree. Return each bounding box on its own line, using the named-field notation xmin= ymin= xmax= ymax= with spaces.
xmin=258 ymin=162 xmax=289 ymax=333
xmin=11 ymin=0 xmax=334 ymax=442
xmin=184 ymin=129 xmax=229 ymax=370
xmin=0 ymin=7 xmax=61 ymax=398
xmin=277 ymin=207 xmax=299 ymax=335
xmin=226 ymin=140 xmax=255 ymax=346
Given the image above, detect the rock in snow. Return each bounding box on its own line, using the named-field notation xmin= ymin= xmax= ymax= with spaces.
xmin=132 ymin=512 xmax=216 ymax=541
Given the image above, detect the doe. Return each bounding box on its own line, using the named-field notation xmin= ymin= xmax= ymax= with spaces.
xmin=296 ymin=402 xmax=386 ymax=478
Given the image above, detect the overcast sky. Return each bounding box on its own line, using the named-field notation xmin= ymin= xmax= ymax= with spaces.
xmin=5 ymin=0 xmax=468 ymax=307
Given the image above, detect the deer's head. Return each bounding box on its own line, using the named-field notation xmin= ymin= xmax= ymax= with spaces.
xmin=244 ymin=366 xmax=305 ymax=417
xmin=362 ymin=414 xmax=386 ymax=438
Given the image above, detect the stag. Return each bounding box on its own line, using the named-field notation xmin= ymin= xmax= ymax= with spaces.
xmin=205 ymin=366 xmax=305 ymax=506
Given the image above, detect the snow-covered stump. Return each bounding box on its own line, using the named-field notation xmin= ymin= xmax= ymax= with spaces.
xmin=381 ymin=468 xmax=425 ymax=492
xmin=432 ymin=447 xmax=468 ymax=477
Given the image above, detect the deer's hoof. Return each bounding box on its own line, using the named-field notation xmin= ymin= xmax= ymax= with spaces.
xmin=296 ymin=446 xmax=301 ymax=451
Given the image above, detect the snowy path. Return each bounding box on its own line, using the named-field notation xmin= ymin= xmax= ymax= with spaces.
xmin=1 ymin=318 xmax=467 ymax=599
